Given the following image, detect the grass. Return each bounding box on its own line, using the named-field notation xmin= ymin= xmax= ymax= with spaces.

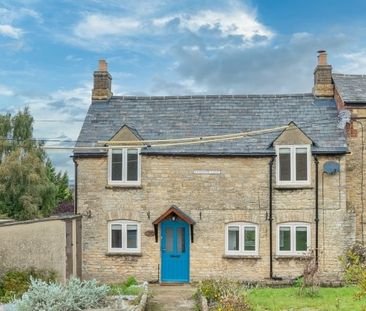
xmin=108 ymin=283 xmax=143 ymax=296
xmin=108 ymin=276 xmax=143 ymax=296
xmin=248 ymin=286 xmax=366 ymax=311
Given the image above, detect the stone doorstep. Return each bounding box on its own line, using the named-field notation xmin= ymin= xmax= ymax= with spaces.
xmin=146 ymin=284 xmax=196 ymax=311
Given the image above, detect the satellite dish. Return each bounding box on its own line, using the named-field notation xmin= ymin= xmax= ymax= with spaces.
xmin=323 ymin=161 xmax=340 ymax=175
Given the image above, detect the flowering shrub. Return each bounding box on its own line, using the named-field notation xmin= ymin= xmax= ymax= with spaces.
xmin=198 ymin=279 xmax=252 ymax=311
xmin=15 ymin=277 xmax=109 ymax=311
xmin=339 ymin=242 xmax=366 ymax=299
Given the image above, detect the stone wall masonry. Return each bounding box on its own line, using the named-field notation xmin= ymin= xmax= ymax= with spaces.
xmin=77 ymin=154 xmax=354 ymax=283
xmin=345 ymin=117 xmax=366 ymax=243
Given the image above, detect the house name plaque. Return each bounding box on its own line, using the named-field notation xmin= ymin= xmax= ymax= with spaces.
xmin=193 ymin=170 xmax=221 ymax=175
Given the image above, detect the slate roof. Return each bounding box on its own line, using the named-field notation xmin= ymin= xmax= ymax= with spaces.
xmin=75 ymin=93 xmax=347 ymax=156
xmin=333 ymin=74 xmax=366 ymax=104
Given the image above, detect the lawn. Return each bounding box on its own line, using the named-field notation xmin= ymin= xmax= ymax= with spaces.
xmin=248 ymin=286 xmax=366 ymax=311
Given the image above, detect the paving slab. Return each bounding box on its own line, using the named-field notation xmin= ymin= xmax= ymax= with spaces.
xmin=146 ymin=284 xmax=196 ymax=311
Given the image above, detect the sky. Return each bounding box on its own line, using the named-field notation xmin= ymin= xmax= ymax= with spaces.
xmin=1 ymin=0 xmax=366 ymax=180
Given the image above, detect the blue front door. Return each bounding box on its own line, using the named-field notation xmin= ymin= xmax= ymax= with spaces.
xmin=161 ymin=219 xmax=190 ymax=283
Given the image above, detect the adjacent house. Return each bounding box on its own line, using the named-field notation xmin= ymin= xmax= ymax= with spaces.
xmin=73 ymin=51 xmax=365 ymax=284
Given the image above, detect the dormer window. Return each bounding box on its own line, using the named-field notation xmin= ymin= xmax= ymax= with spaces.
xmin=108 ymin=148 xmax=141 ymax=185
xmin=276 ymin=145 xmax=310 ymax=186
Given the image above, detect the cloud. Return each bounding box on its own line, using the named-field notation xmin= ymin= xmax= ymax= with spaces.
xmin=150 ymin=77 xmax=208 ymax=95
xmin=153 ymin=9 xmax=273 ymax=44
xmin=150 ymin=32 xmax=350 ymax=95
xmin=65 ymin=55 xmax=83 ymax=62
xmin=65 ymin=1 xmax=272 ymax=52
xmin=0 ymin=24 xmax=23 ymax=39
xmin=0 ymin=6 xmax=41 ymax=24
xmin=73 ymin=14 xmax=142 ymax=39
xmin=338 ymin=51 xmax=366 ymax=73
xmin=0 ymin=81 xmax=91 ymax=177
xmin=0 ymin=84 xmax=14 ymax=96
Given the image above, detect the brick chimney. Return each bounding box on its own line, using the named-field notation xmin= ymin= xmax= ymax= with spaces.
xmin=313 ymin=50 xmax=334 ymax=97
xmin=92 ymin=60 xmax=112 ymax=100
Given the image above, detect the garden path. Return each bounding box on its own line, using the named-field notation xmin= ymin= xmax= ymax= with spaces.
xmin=146 ymin=284 xmax=196 ymax=311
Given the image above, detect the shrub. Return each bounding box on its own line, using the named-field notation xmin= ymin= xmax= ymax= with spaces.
xmin=124 ymin=276 xmax=138 ymax=287
xmin=108 ymin=276 xmax=142 ymax=296
xmin=54 ymin=201 xmax=74 ymax=215
xmin=340 ymin=242 xmax=366 ymax=284
xmin=15 ymin=277 xmax=109 ymax=311
xmin=217 ymin=292 xmax=252 ymax=311
xmin=339 ymin=242 xmax=366 ymax=300
xmin=292 ymin=250 xmax=319 ymax=298
xmin=198 ymin=279 xmax=252 ymax=311
xmin=0 ymin=268 xmax=57 ymax=303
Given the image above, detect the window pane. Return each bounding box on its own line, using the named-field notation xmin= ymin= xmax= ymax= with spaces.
xmin=279 ymin=227 xmax=291 ymax=251
xmin=112 ymin=150 xmax=123 ymax=181
xmin=296 ymin=148 xmax=308 ymax=181
xmin=228 ymin=226 xmax=239 ymax=251
xmin=111 ymin=224 xmax=122 ymax=248
xmin=165 ymin=228 xmax=173 ymax=252
xmin=296 ymin=226 xmax=308 ymax=251
xmin=127 ymin=224 xmax=137 ymax=249
xmin=279 ymin=148 xmax=291 ymax=181
xmin=244 ymin=227 xmax=256 ymax=251
xmin=127 ymin=149 xmax=138 ymax=181
xmin=177 ymin=227 xmax=186 ymax=253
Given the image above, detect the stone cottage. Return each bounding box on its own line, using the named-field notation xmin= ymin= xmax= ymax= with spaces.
xmin=74 ymin=51 xmax=365 ymax=284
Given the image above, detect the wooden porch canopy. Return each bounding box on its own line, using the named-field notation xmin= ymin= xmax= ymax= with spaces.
xmin=152 ymin=205 xmax=196 ymax=243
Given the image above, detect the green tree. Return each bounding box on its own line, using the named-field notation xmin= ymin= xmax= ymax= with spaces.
xmin=0 ymin=108 xmax=72 ymax=220
xmin=45 ymin=159 xmax=73 ymax=203
xmin=0 ymin=149 xmax=57 ymax=220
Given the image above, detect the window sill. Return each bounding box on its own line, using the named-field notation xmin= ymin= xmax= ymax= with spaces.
xmin=106 ymin=184 xmax=142 ymax=189
xmin=106 ymin=252 xmax=142 ymax=257
xmin=275 ymin=255 xmax=311 ymax=260
xmin=223 ymin=254 xmax=261 ymax=259
xmin=274 ymin=185 xmax=313 ymax=190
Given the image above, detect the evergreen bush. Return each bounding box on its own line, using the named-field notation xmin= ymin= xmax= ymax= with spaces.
xmin=15 ymin=277 xmax=109 ymax=311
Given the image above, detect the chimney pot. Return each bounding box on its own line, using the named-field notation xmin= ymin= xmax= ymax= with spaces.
xmin=317 ymin=50 xmax=327 ymax=65
xmin=98 ymin=59 xmax=108 ymax=71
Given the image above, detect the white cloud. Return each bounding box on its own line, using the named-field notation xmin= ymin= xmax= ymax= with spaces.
xmin=73 ymin=14 xmax=142 ymax=39
xmin=0 ymin=24 xmax=23 ymax=39
xmin=338 ymin=51 xmax=366 ymax=73
xmin=0 ymin=85 xmax=14 ymax=96
xmin=65 ymin=55 xmax=83 ymax=62
xmin=66 ymin=2 xmax=272 ymax=52
xmin=153 ymin=9 xmax=273 ymax=42
xmin=0 ymin=7 xmax=41 ymax=24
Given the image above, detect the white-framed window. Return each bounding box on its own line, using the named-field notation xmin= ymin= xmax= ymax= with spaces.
xmin=108 ymin=148 xmax=141 ymax=185
xmin=108 ymin=220 xmax=141 ymax=253
xmin=276 ymin=145 xmax=311 ymax=186
xmin=225 ymin=222 xmax=259 ymax=256
xmin=277 ymin=222 xmax=310 ymax=256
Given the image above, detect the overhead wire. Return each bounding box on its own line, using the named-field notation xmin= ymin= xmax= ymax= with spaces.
xmin=0 ymin=119 xmax=347 ymax=152
xmin=43 ymin=125 xmax=289 ymax=151
xmin=0 ymin=119 xmax=344 ymax=145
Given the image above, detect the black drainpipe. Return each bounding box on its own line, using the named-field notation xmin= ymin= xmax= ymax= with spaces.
xmin=73 ymin=157 xmax=78 ymax=215
xmin=269 ymin=156 xmax=275 ymax=279
xmin=314 ymin=156 xmax=319 ymax=266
